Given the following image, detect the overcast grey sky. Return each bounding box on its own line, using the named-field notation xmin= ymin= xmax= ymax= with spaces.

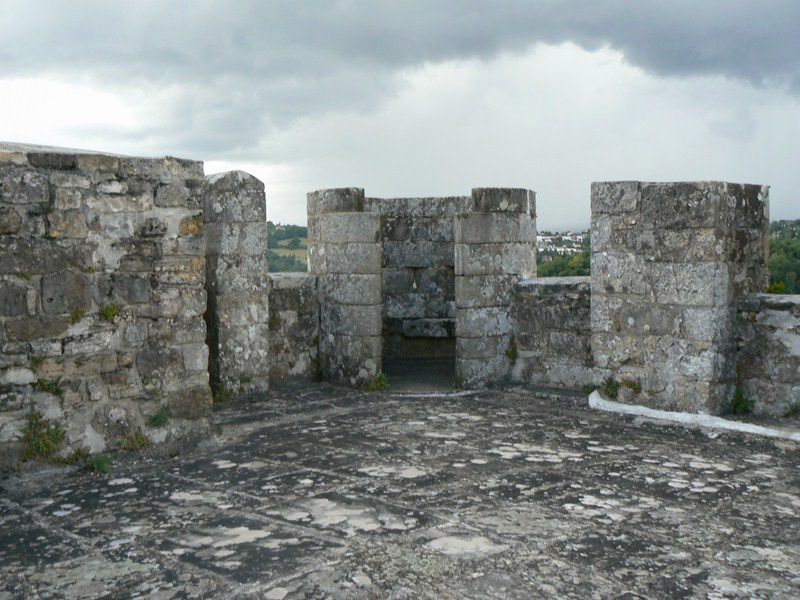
xmin=1 ymin=1 xmax=798 ymax=228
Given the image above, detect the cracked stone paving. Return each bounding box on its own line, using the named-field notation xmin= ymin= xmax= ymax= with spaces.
xmin=1 ymin=383 xmax=799 ymax=598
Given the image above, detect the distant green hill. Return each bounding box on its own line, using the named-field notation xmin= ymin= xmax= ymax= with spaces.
xmin=268 ymin=221 xmax=307 ymax=272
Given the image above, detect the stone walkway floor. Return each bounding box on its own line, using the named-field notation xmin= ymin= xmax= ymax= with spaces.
xmin=1 ymin=383 xmax=799 ymax=599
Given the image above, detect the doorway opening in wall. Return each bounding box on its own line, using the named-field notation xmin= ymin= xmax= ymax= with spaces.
xmin=373 ymin=195 xmax=468 ymax=393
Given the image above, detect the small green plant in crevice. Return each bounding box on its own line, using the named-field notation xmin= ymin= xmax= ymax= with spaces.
xmin=99 ymin=303 xmax=121 ymax=324
xmin=212 ymin=386 xmax=232 ymax=404
xmin=61 ymin=447 xmax=90 ymax=466
xmin=730 ymin=365 xmax=752 ymax=416
xmin=621 ymin=378 xmax=642 ymax=395
xmin=366 ymin=372 xmax=389 ymax=392
xmin=601 ymin=376 xmax=619 ymax=400
xmin=29 ymin=355 xmax=45 ymax=374
xmin=310 ymin=354 xmax=322 ymax=380
xmin=34 ymin=378 xmax=62 ymax=398
xmin=240 ymin=375 xmax=252 ymax=384
xmin=452 ymin=375 xmax=463 ymax=390
xmin=580 ymin=383 xmax=597 ymax=395
xmin=88 ymin=454 xmax=111 ymax=474
xmin=731 ymin=384 xmax=752 ymax=416
xmin=148 ymin=406 xmax=170 ymax=428
xmin=20 ymin=409 xmax=65 ymax=461
xmin=70 ymin=308 xmax=85 ymax=324
xmin=267 ymin=311 xmax=281 ymax=331
xmin=122 ymin=427 xmax=151 ymax=451
xmin=505 ymin=336 xmax=518 ymax=362
xmin=784 ymin=403 xmax=800 ymax=418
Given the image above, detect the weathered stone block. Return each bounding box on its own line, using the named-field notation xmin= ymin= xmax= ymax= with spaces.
xmin=591 ymin=181 xmax=640 ymax=214
xmin=0 ymin=282 xmax=28 ymax=316
xmin=471 ymin=188 xmax=534 ymax=214
xmin=316 ymin=242 xmax=382 ymax=274
xmin=307 ymin=188 xmax=365 ymax=215
xmin=455 ymin=275 xmax=515 ymax=309
xmin=321 ymin=303 xmax=382 ymax=337
xmin=402 ymin=318 xmax=453 ymax=339
xmin=320 ymin=274 xmax=381 ymax=305
xmin=316 ymin=212 xmax=379 ymax=243
xmin=454 ymin=243 xmax=535 ymax=277
xmin=454 ymin=213 xmax=535 ymax=244
xmin=455 ymin=306 xmax=511 ymax=337
xmin=41 ymin=270 xmax=91 ymax=315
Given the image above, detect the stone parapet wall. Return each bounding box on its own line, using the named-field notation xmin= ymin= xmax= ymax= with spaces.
xmin=590 ymin=181 xmax=769 ymax=414
xmin=307 ymin=188 xmax=382 ymax=386
xmin=455 ymin=188 xmax=536 ymax=387
xmin=0 ymin=143 xmax=211 ymax=465
xmin=268 ymin=273 xmax=320 ymax=381
xmin=203 ymin=171 xmax=270 ymax=396
xmin=510 ymin=277 xmax=593 ymax=389
xmin=735 ymin=294 xmax=800 ymax=416
xmin=366 ymin=196 xmax=470 ymax=359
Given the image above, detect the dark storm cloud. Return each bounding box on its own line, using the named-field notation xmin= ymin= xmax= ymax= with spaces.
xmin=1 ymin=0 xmax=797 ymax=157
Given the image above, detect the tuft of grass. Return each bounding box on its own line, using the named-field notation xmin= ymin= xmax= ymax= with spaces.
xmin=148 ymin=406 xmax=170 ymax=428
xmin=267 ymin=311 xmax=281 ymax=331
xmin=580 ymin=383 xmax=597 ymax=395
xmin=70 ymin=308 xmax=85 ymax=324
xmin=783 ymin=403 xmax=800 ymax=418
xmin=505 ymin=336 xmax=518 ymax=362
xmin=99 ymin=303 xmax=121 ymax=324
xmin=731 ymin=384 xmax=752 ymax=415
xmin=61 ymin=447 xmax=90 ymax=466
xmin=20 ymin=409 xmax=65 ymax=461
xmin=452 ymin=375 xmax=463 ymax=390
xmin=621 ymin=378 xmax=642 ymax=395
xmin=212 ymin=387 xmax=232 ymax=404
xmin=88 ymin=454 xmax=111 ymax=474
xmin=601 ymin=376 xmax=619 ymax=400
xmin=366 ymin=372 xmax=389 ymax=392
xmin=240 ymin=375 xmax=252 ymax=384
xmin=29 ymin=355 xmax=45 ymax=374
xmin=34 ymin=378 xmax=62 ymax=398
xmin=122 ymin=427 xmax=150 ymax=451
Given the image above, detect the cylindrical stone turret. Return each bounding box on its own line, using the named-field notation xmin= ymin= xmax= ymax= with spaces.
xmin=203 ymin=171 xmax=271 ymax=396
xmin=454 ymin=188 xmax=537 ymax=387
xmin=307 ymin=188 xmax=382 ymax=386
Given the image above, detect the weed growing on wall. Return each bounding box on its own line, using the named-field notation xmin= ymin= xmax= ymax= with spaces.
xmin=99 ymin=303 xmax=121 ymax=323
xmin=20 ymin=410 xmax=65 ymax=461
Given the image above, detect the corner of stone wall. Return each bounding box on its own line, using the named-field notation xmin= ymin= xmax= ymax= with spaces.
xmin=0 ymin=143 xmax=211 ymax=470
xmin=203 ymin=170 xmax=270 ymax=398
xmin=454 ymin=188 xmax=536 ymax=388
xmin=590 ymin=181 xmax=770 ymax=414
xmin=735 ymin=293 xmax=800 ymax=417
xmin=307 ymin=188 xmax=382 ymax=387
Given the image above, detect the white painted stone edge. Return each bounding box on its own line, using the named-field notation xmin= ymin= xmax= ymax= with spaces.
xmin=391 ymin=390 xmax=481 ymax=399
xmin=588 ymin=391 xmax=800 ymax=442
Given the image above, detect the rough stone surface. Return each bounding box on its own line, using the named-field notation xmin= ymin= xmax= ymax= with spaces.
xmin=591 ymin=181 xmax=769 ymax=414
xmin=367 ymin=196 xmax=470 ymax=360
xmin=0 ymin=143 xmax=211 ymax=465
xmin=308 ymin=189 xmax=382 ymax=386
xmin=203 ymin=171 xmax=270 ymax=396
xmin=455 ymin=188 xmax=536 ymax=387
xmin=1 ymin=383 xmax=798 ymax=598
xmin=268 ymin=273 xmax=320 ymax=381
xmin=736 ymin=294 xmax=800 ymax=416
xmin=511 ymin=277 xmax=594 ymax=389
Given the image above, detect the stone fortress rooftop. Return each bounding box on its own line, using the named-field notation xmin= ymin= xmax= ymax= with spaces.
xmin=0 ymin=142 xmax=798 ymax=597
